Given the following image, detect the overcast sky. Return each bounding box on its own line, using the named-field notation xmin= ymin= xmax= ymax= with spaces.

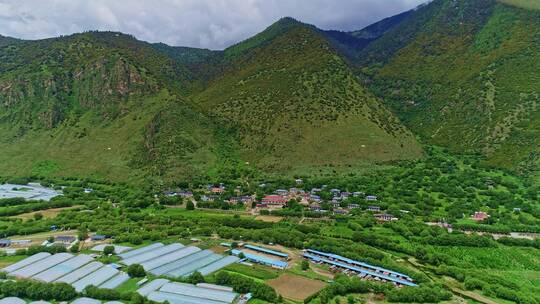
xmin=0 ymin=0 xmax=426 ymax=50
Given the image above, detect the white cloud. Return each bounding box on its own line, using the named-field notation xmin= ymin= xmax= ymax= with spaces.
xmin=0 ymin=0 xmax=426 ymax=49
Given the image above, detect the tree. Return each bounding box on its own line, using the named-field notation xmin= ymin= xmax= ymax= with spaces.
xmin=70 ymin=242 xmax=79 ymax=253
xmin=34 ymin=212 xmax=43 ymax=220
xmin=127 ymin=264 xmax=146 ymax=277
xmin=103 ymin=245 xmax=115 ymax=255
xmin=301 ymin=259 xmax=310 ymax=271
xmin=186 ymin=201 xmax=195 ymax=210
xmin=47 ymin=236 xmax=55 ymax=243
xmin=131 ymin=293 xmax=145 ymax=304
xmin=129 ymin=235 xmax=142 ymax=245
xmin=77 ymin=228 xmax=88 ymax=241
xmin=187 ymin=271 xmax=205 ymax=284
xmin=347 ymin=295 xmax=356 ymax=304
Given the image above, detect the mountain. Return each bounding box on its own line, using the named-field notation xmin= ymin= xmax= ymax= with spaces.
xmin=140 ymin=19 xmax=422 ymax=181
xmin=0 ymin=32 xmax=197 ymax=181
xmin=0 ymin=35 xmax=20 ymax=47
xmin=150 ymin=43 xmax=224 ymax=84
xmin=342 ymin=0 xmax=540 ymax=179
xmin=192 ymin=21 xmax=421 ymax=174
xmin=0 ymin=22 xmax=422 ymax=183
xmin=323 ymin=10 xmax=413 ymax=59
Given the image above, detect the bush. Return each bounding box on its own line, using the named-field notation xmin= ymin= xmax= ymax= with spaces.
xmin=127 ymin=264 xmax=146 ymax=277
xmin=387 ymin=284 xmax=452 ymax=303
xmin=129 ymin=235 xmax=143 ymax=245
xmin=84 ymin=285 xmax=124 ymax=301
xmin=187 ymin=271 xmax=205 ymax=284
xmin=70 ymin=242 xmax=80 ymax=253
xmin=464 ymin=278 xmax=484 ymax=290
xmin=103 ymin=245 xmax=115 ymax=255
xmin=215 ymin=271 xmax=277 ymax=302
xmin=301 ymin=259 xmax=309 ymax=270
xmin=0 ymin=280 xmax=77 ymax=301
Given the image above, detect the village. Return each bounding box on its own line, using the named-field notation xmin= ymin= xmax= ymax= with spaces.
xmin=164 ymin=180 xmax=493 ymax=225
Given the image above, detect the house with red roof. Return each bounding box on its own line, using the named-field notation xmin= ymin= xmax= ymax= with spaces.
xmin=261 ymin=195 xmax=288 ymax=205
xmin=471 ymin=211 xmax=489 ymax=221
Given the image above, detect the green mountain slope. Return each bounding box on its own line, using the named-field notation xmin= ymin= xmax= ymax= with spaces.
xmin=352 ymin=0 xmax=540 ymax=178
xmin=190 ymin=23 xmax=422 ymax=174
xmin=0 ymin=32 xmax=205 ymax=182
xmin=0 ymin=21 xmax=423 ymax=183
xmin=0 ymin=35 xmax=19 ymax=47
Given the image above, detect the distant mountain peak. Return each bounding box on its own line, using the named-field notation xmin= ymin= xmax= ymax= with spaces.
xmin=223 ymin=16 xmax=311 ymax=58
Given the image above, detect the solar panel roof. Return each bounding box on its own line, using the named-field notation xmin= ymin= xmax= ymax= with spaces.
xmin=122 ymin=243 xmax=184 ymax=265
xmin=118 ymin=242 xmax=164 ymax=259
xmin=71 ymin=298 xmax=101 ymax=304
xmin=140 ymin=246 xmax=200 ymax=271
xmin=160 ymin=281 xmax=237 ymax=303
xmin=99 ymin=272 xmax=129 ymax=289
xmin=137 ymin=278 xmax=170 ymax=296
xmin=165 ymin=254 xmax=222 ymax=278
xmin=148 ymin=291 xmax=228 ymax=304
xmin=149 ymin=250 xmax=213 ymax=276
xmin=72 ymin=266 xmax=119 ymax=292
xmin=33 ymin=254 xmax=93 ymax=282
xmin=10 ymin=253 xmax=73 ymax=278
xmin=55 ymin=261 xmax=104 ymax=284
xmin=197 ymin=256 xmax=239 ymax=276
xmin=0 ymin=297 xmax=26 ymax=304
xmin=2 ymin=252 xmax=51 ymax=273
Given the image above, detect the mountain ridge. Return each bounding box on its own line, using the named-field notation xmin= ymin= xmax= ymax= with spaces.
xmin=0 ymin=18 xmax=422 ymax=183
xmin=345 ymin=0 xmax=540 ymax=180
xmin=2 ymin=0 xmax=540 ymax=183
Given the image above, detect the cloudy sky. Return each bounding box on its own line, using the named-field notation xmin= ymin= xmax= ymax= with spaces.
xmin=0 ymin=0 xmax=426 ymax=50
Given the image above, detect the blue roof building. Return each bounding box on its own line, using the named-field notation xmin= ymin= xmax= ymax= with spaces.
xmin=303 ymin=252 xmax=416 ymax=287
xmin=91 ymin=234 xmax=107 ymax=241
xmin=305 ymin=249 xmax=412 ymax=280
xmin=231 ymin=249 xmax=287 ymax=269
xmin=244 ymin=244 xmax=289 ymax=258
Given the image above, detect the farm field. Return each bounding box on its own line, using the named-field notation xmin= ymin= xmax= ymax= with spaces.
xmin=0 ymin=255 xmax=26 ymax=268
xmin=12 ymin=205 xmax=83 ymax=220
xmin=267 ymin=274 xmax=327 ymax=301
xmin=10 ymin=229 xmax=78 ymax=241
xmin=222 ymin=263 xmax=280 ymax=281
xmin=255 ymin=215 xmax=283 ymax=223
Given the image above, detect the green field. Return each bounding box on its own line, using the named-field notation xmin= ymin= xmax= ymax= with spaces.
xmin=222 ymin=263 xmax=280 ymax=281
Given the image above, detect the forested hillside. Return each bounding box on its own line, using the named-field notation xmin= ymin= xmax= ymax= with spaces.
xmin=0 ymin=32 xmax=205 ymax=182
xmin=192 ymin=22 xmax=422 ymax=174
xmin=0 ymin=21 xmax=422 ymax=183
xmin=347 ymin=0 xmax=540 ymax=181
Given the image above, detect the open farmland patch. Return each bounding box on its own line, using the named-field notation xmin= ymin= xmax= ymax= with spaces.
xmin=0 ymin=255 xmax=26 ymax=268
xmin=12 ymin=205 xmax=83 ymax=220
xmin=440 ymin=246 xmax=540 ymax=270
xmin=255 ymin=215 xmax=283 ymax=222
xmin=267 ymin=274 xmax=326 ymax=301
xmin=222 ymin=263 xmax=280 ymax=280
